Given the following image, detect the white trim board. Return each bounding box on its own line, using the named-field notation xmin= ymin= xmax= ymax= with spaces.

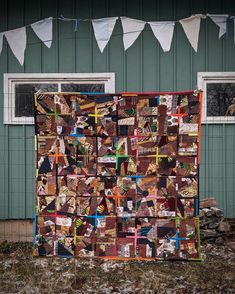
xmin=197 ymin=72 xmax=235 ymax=124
xmin=4 ymin=73 xmax=115 ymax=125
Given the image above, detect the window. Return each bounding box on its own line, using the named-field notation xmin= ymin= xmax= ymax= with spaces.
xmin=4 ymin=73 xmax=115 ymax=124
xmin=198 ymin=72 xmax=235 ymax=124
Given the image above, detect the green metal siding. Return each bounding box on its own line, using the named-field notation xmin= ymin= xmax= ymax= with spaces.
xmin=0 ymin=0 xmax=235 ymax=219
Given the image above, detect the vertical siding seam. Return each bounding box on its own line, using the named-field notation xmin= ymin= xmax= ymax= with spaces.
xmin=205 ymin=0 xmax=208 ymax=71
xmin=89 ymin=0 xmax=93 ymax=72
xmin=106 ymin=0 xmax=110 ymax=73
xmin=6 ymin=0 xmax=8 ymax=73
xmin=190 ymin=0 xmax=193 ymax=89
xmin=221 ymin=0 xmax=226 ymax=214
xmin=219 ymin=126 xmax=221 ymax=207
xmin=74 ymin=0 xmax=77 ymax=73
xmin=123 ymin=0 xmax=127 ymax=91
xmin=23 ymin=0 xmax=26 ymax=74
xmin=231 ymin=124 xmax=235 ymax=215
xmin=173 ymin=0 xmax=177 ymax=91
xmin=222 ymin=124 xmax=227 ymax=216
xmin=221 ymin=0 xmax=225 ymax=71
xmin=23 ymin=126 xmax=26 ymax=218
xmin=222 ymin=34 xmax=225 ymax=71
xmin=205 ymin=124 xmax=208 ymax=198
xmin=56 ymin=0 xmax=60 ymax=72
xmin=156 ymin=0 xmax=160 ymax=90
xmin=5 ymin=127 xmax=9 ymax=219
xmin=23 ymin=0 xmax=26 ymax=218
xmin=40 ymin=0 xmax=42 ymax=73
xmin=56 ymin=0 xmax=59 ymax=72
xmin=140 ymin=0 xmax=143 ymax=92
xmin=6 ymin=0 xmax=9 ymax=219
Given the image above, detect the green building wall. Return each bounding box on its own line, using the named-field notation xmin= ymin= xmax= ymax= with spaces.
xmin=0 ymin=0 xmax=235 ymax=219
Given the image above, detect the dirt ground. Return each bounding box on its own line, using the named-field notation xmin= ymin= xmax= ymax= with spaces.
xmin=0 ymin=242 xmax=234 ymax=294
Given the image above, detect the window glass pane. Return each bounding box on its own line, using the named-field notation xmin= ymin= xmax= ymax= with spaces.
xmin=61 ymin=83 xmax=105 ymax=93
xmin=207 ymin=83 xmax=235 ymax=117
xmin=15 ymin=84 xmax=58 ymax=117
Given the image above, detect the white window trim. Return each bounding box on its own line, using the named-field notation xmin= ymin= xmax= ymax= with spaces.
xmin=4 ymin=73 xmax=115 ymax=125
xmin=197 ymin=72 xmax=235 ymax=124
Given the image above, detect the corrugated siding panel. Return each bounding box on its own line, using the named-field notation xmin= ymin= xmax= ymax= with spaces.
xmin=0 ymin=0 xmax=8 ymax=219
xmin=200 ymin=125 xmax=235 ymax=217
xmin=0 ymin=0 xmax=235 ymax=219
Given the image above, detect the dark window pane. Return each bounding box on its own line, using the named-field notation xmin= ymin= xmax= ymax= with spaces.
xmin=15 ymin=84 xmax=58 ymax=117
xmin=61 ymin=83 xmax=105 ymax=93
xmin=207 ymin=83 xmax=235 ymax=117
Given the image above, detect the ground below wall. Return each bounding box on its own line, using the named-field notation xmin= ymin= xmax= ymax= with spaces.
xmin=0 ymin=243 xmax=235 ymax=293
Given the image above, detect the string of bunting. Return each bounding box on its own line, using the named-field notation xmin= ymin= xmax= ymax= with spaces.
xmin=0 ymin=14 xmax=234 ymax=65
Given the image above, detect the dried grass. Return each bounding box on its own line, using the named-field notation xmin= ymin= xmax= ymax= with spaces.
xmin=0 ymin=243 xmax=235 ymax=294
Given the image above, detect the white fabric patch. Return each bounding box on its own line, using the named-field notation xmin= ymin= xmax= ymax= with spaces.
xmin=56 ymin=217 xmax=72 ymax=227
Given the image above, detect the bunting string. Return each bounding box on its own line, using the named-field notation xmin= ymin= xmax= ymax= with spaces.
xmin=0 ymin=14 xmax=234 ymax=65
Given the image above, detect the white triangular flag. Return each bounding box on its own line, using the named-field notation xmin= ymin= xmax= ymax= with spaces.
xmin=120 ymin=17 xmax=146 ymax=50
xmin=92 ymin=17 xmax=118 ymax=53
xmin=179 ymin=14 xmax=205 ymax=52
xmin=5 ymin=27 xmax=26 ymax=65
xmin=31 ymin=17 xmax=53 ymax=48
xmin=148 ymin=21 xmax=175 ymax=52
xmin=207 ymin=14 xmax=229 ymax=38
xmin=0 ymin=32 xmax=4 ymax=55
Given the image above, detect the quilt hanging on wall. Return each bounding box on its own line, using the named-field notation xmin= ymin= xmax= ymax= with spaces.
xmin=34 ymin=91 xmax=202 ymax=260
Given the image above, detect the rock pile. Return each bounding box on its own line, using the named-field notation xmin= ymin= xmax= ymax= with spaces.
xmin=199 ymin=198 xmax=233 ymax=245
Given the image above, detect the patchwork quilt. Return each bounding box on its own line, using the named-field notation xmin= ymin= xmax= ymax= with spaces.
xmin=34 ymin=91 xmax=202 ymax=260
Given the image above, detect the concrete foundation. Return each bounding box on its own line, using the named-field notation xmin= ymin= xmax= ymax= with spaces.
xmin=0 ymin=220 xmax=34 ymax=242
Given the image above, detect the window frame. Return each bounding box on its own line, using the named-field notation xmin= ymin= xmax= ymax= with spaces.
xmin=197 ymin=72 xmax=235 ymax=124
xmin=4 ymin=73 xmax=115 ymax=124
